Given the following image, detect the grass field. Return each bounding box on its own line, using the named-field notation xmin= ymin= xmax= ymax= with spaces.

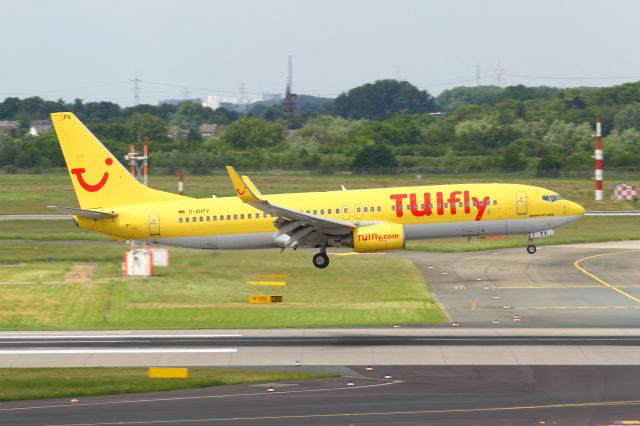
xmin=0 ymin=172 xmax=638 ymax=214
xmin=0 ymin=368 xmax=333 ymax=401
xmin=0 ymin=241 xmax=444 ymax=330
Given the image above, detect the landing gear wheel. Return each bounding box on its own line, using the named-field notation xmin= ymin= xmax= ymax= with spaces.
xmin=312 ymin=253 xmax=330 ymax=269
xmin=526 ymin=244 xmax=537 ymax=254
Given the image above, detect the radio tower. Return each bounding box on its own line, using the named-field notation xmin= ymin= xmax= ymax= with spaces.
xmin=282 ymin=55 xmax=298 ymax=119
xmin=132 ymin=73 xmax=141 ymax=106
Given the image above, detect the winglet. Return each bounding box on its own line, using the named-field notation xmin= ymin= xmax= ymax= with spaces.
xmin=225 ymin=166 xmax=263 ymax=204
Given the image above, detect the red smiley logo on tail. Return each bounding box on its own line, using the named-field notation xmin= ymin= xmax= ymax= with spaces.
xmin=236 ymin=187 xmax=246 ymax=196
xmin=71 ymin=158 xmax=113 ymax=192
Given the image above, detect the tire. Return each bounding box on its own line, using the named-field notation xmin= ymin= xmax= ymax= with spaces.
xmin=526 ymin=244 xmax=537 ymax=254
xmin=312 ymin=253 xmax=330 ymax=269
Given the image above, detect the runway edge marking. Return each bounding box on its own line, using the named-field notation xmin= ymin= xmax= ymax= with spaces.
xmin=574 ymin=250 xmax=640 ymax=304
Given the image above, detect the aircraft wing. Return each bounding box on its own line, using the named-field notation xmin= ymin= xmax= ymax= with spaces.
xmin=48 ymin=206 xmax=118 ymax=220
xmin=226 ymin=166 xmax=355 ymax=248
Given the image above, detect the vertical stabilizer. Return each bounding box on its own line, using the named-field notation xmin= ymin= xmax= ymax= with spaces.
xmin=51 ymin=112 xmax=185 ymax=209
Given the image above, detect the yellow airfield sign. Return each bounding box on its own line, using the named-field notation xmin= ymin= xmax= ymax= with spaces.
xmin=249 ymin=295 xmax=283 ymax=304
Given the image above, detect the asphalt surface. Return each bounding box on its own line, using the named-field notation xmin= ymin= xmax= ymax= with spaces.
xmin=2 ymin=365 xmax=640 ymax=425
xmin=403 ymin=241 xmax=640 ymax=327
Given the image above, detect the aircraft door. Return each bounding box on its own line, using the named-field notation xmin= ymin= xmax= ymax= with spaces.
xmin=516 ymin=191 xmax=528 ymax=215
xmin=354 ymin=204 xmax=364 ymax=219
xmin=148 ymin=212 xmax=160 ymax=236
xmin=341 ymin=205 xmax=350 ymax=220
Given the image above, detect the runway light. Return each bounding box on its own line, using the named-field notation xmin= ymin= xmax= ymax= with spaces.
xmin=492 ymin=319 xmax=501 ymax=324
xmin=295 ymin=360 xmax=300 ymax=366
xmin=483 ymin=286 xmax=490 ymax=290
xmin=70 ymin=399 xmax=79 ymax=405
xmin=475 ymin=278 xmax=482 ymax=281
xmin=513 ymin=315 xmax=521 ymax=322
xmin=492 ymin=252 xmax=499 ymax=255
xmin=428 ymin=266 xmax=433 ymax=269
xmin=493 ymin=295 xmax=500 ymax=299
xmin=452 ymin=322 xmax=460 ymax=326
xmin=442 ymin=272 xmax=448 ymax=275
xmin=347 ymin=381 xmax=355 ymax=387
xmin=393 ymin=324 xmax=400 ymax=328
xmin=503 ymin=305 xmax=511 ymax=309
xmin=267 ymin=387 xmax=275 ymax=392
xmin=384 ymin=374 xmax=393 ymax=379
xmin=366 ymin=366 xmax=374 ymax=371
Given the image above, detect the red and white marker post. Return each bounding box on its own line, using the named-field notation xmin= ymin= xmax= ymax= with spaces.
xmin=595 ymin=118 xmax=603 ymax=201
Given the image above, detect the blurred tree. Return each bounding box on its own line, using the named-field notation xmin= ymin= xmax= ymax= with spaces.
xmin=334 ymin=80 xmax=438 ymax=119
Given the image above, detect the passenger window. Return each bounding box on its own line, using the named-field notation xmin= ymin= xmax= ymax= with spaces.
xmin=185 ymin=217 xmax=190 ymax=223
xmin=363 ymin=207 xmax=368 ymax=212
xmin=248 ymin=213 xmax=252 ymax=219
xmin=213 ymin=216 xmax=217 ymax=221
xmin=377 ymin=206 xmax=381 ymax=212
xmin=370 ymin=206 xmax=374 ymax=212
xmin=328 ymin=209 xmax=332 ymax=214
xmin=193 ymin=217 xmax=197 ymax=222
xmin=199 ymin=216 xmax=203 ymax=222
xmin=391 ymin=205 xmax=396 ymax=211
xmin=206 ymin=216 xmax=210 ymax=221
xmin=234 ymin=214 xmax=238 ymax=220
xmin=320 ymin=209 xmax=325 ymax=214
xmin=227 ymin=215 xmax=231 ymax=220
xmin=465 ymin=202 xmax=470 ymax=208
xmin=313 ymin=210 xmax=317 ymax=214
xmin=459 ymin=202 xmax=463 ymax=207
xmin=263 ymin=213 xmax=267 ymax=218
xmin=493 ymin=200 xmax=497 ymax=206
xmin=437 ymin=203 xmax=441 ymax=209
xmin=178 ymin=218 xmax=183 ymax=223
xmin=473 ymin=201 xmax=477 ymax=206
xmin=336 ymin=208 xmax=340 ymax=213
xmin=240 ymin=214 xmax=244 ymax=219
xmin=444 ymin=203 xmax=448 ymax=208
xmin=220 ymin=216 xmax=224 ymax=221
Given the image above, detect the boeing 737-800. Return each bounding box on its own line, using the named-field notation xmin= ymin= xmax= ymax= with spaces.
xmin=49 ymin=112 xmax=585 ymax=268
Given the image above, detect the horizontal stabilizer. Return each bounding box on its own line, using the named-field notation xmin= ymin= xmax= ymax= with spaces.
xmin=47 ymin=206 xmax=117 ymax=220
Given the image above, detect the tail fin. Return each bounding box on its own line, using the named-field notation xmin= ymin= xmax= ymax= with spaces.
xmin=51 ymin=112 xmax=185 ymax=209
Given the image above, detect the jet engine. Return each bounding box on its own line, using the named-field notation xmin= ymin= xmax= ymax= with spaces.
xmin=346 ymin=223 xmax=405 ymax=253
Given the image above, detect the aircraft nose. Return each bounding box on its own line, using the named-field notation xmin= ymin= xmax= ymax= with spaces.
xmin=568 ymin=201 xmax=585 ymax=217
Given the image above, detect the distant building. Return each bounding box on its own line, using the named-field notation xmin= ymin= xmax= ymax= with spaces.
xmin=29 ymin=119 xmax=53 ymax=136
xmin=167 ymin=125 xmax=181 ymax=139
xmin=199 ymin=123 xmax=220 ymax=137
xmin=202 ymin=96 xmax=221 ymax=110
xmin=282 ymin=56 xmax=297 ymax=119
xmin=0 ymin=120 xmax=19 ymax=133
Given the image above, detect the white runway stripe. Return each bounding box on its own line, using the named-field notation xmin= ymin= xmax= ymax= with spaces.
xmin=0 ymin=348 xmax=237 ymax=354
xmin=0 ymin=334 xmax=242 ymax=339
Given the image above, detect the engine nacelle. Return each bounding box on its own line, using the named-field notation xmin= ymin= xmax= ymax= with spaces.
xmin=349 ymin=223 xmax=405 ymax=253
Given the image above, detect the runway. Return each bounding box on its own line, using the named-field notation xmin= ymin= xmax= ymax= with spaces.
xmin=2 ymin=365 xmax=640 ymax=425
xmin=3 ymin=328 xmax=640 ymax=367
xmin=403 ymin=240 xmax=640 ymax=327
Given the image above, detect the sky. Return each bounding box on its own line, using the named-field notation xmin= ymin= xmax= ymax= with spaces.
xmin=2 ymin=0 xmax=640 ymax=107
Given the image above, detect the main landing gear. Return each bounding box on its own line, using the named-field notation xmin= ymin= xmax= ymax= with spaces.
xmin=526 ymin=237 xmax=537 ymax=255
xmin=312 ymin=247 xmax=329 ymax=269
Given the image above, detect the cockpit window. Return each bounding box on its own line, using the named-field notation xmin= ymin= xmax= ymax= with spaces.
xmin=542 ymin=195 xmax=563 ymax=202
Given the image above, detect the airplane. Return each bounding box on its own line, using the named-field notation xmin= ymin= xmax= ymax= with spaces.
xmin=49 ymin=112 xmax=585 ymax=269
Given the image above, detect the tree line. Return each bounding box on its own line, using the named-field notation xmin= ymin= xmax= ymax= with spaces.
xmin=1 ymin=79 xmax=639 ymax=176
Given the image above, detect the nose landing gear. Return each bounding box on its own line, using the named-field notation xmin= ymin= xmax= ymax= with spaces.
xmin=526 ymin=237 xmax=537 ymax=254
